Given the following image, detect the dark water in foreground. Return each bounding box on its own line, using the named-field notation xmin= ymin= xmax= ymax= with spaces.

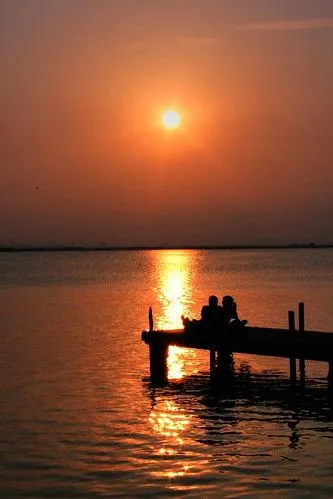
xmin=1 ymin=249 xmax=333 ymax=498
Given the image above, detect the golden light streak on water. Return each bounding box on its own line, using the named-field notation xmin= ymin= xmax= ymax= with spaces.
xmin=168 ymin=345 xmax=199 ymax=380
xmin=155 ymin=250 xmax=192 ymax=330
xmin=148 ymin=399 xmax=193 ymax=477
xmin=153 ymin=250 xmax=200 ymax=380
xmin=148 ymin=400 xmax=191 ymax=437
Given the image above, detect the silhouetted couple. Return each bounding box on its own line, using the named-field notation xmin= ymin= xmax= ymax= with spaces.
xmin=202 ymin=294 xmax=245 ymax=326
xmin=182 ymin=294 xmax=247 ymax=334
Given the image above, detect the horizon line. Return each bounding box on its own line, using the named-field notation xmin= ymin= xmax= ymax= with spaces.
xmin=0 ymin=243 xmax=332 ymax=252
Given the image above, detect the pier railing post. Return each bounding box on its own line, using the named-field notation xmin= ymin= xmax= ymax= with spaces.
xmin=289 ymin=310 xmax=297 ymax=384
xmin=149 ymin=307 xmax=154 ymax=332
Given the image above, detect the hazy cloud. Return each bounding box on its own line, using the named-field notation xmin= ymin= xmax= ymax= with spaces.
xmin=126 ymin=35 xmax=219 ymax=53
xmin=236 ymin=17 xmax=333 ymax=32
xmin=177 ymin=36 xmax=220 ymax=48
xmin=125 ymin=40 xmax=149 ymax=53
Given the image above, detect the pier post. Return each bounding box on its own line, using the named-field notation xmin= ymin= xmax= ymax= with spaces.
xmin=217 ymin=348 xmax=234 ymax=380
xmin=149 ymin=307 xmax=154 ymax=332
xmin=149 ymin=341 xmax=168 ymax=384
xmin=328 ymin=361 xmax=333 ymax=385
xmin=298 ymin=302 xmax=305 ymax=384
xmin=210 ymin=348 xmax=216 ymax=377
xmin=289 ymin=310 xmax=297 ymax=384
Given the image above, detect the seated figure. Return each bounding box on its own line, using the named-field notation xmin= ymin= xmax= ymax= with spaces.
xmin=182 ymin=295 xmax=221 ymax=336
xmin=221 ymin=295 xmax=247 ymax=327
xmin=200 ymin=295 xmax=223 ymax=336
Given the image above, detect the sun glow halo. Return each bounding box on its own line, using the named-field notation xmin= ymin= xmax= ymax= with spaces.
xmin=162 ymin=110 xmax=181 ymax=129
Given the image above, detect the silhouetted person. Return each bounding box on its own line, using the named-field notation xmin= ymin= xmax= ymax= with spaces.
xmin=200 ymin=295 xmax=223 ymax=338
xmin=221 ymin=295 xmax=247 ymax=327
xmin=201 ymin=295 xmax=218 ymax=319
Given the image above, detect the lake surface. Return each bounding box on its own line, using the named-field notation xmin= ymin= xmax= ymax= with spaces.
xmin=1 ymin=248 xmax=333 ymax=498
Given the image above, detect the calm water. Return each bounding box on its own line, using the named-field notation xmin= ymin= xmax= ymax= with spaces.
xmin=1 ymin=249 xmax=333 ymax=498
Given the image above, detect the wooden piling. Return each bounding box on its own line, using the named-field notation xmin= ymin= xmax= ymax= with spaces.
xmin=217 ymin=349 xmax=234 ymax=379
xmin=149 ymin=342 xmax=168 ymax=384
xmin=289 ymin=310 xmax=297 ymax=384
xmin=147 ymin=307 xmax=168 ymax=383
xmin=210 ymin=348 xmax=216 ymax=377
xmin=298 ymin=302 xmax=305 ymax=384
xmin=328 ymin=360 xmax=333 ymax=384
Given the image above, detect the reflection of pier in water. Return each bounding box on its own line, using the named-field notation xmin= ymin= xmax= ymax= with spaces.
xmin=144 ymin=365 xmax=333 ymax=460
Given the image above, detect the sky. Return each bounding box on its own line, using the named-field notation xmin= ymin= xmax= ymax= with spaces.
xmin=1 ymin=0 xmax=333 ymax=247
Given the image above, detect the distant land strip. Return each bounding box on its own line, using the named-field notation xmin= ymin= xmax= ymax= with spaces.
xmin=1 ymin=243 xmax=333 ymax=252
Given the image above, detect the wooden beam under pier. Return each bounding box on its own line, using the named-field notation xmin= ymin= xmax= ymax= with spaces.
xmin=142 ymin=326 xmax=333 ymax=364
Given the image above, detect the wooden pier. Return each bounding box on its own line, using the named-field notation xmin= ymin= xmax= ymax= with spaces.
xmin=141 ymin=303 xmax=333 ymax=384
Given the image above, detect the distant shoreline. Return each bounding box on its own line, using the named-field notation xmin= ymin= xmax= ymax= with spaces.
xmin=1 ymin=243 xmax=333 ymax=252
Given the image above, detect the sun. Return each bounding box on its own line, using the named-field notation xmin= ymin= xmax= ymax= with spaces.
xmin=162 ymin=110 xmax=181 ymax=129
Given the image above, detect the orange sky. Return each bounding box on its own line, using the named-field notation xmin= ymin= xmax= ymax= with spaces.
xmin=1 ymin=1 xmax=333 ymax=246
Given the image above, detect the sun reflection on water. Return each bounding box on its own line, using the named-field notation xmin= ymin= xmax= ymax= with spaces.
xmin=152 ymin=250 xmax=200 ymax=380
xmin=155 ymin=250 xmax=193 ymax=330
xmin=147 ymin=251 xmax=204 ymax=477
xmin=148 ymin=399 xmax=193 ymax=477
xmin=168 ymin=345 xmax=199 ymax=380
xmin=149 ymin=400 xmax=191 ymax=441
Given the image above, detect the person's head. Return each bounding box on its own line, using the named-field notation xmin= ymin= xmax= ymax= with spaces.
xmin=222 ymin=295 xmax=234 ymax=308
xmin=208 ymin=295 xmax=218 ymax=307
